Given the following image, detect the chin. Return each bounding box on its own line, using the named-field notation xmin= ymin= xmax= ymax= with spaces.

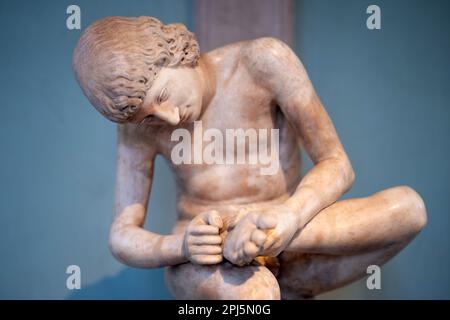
xmin=181 ymin=108 xmax=200 ymax=124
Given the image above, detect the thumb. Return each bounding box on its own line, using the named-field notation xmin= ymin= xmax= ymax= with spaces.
xmin=206 ymin=210 xmax=223 ymax=229
xmin=257 ymin=214 xmax=277 ymax=230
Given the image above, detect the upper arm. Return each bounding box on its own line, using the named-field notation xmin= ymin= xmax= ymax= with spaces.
xmin=115 ymin=124 xmax=157 ymax=218
xmin=243 ymin=37 xmax=347 ymax=163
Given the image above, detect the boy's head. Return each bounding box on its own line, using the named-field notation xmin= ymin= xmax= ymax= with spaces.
xmin=73 ymin=16 xmax=202 ymax=125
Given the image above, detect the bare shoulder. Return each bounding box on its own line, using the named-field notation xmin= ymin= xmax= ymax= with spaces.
xmin=205 ymin=38 xmax=312 ymax=103
xmin=241 ymin=37 xmax=303 ymax=77
xmin=204 ymin=37 xmax=305 ymax=79
xmin=117 ymin=123 xmax=159 ymax=154
xmin=203 ymin=40 xmax=250 ymax=79
xmin=240 ymin=37 xmax=312 ymax=102
xmin=243 ymin=37 xmax=294 ymax=58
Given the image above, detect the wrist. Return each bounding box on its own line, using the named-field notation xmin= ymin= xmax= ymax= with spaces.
xmin=284 ymin=186 xmax=319 ymax=229
xmin=162 ymin=233 xmax=189 ymax=265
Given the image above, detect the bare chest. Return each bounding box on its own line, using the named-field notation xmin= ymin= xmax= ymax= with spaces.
xmin=156 ymin=69 xmax=300 ymax=204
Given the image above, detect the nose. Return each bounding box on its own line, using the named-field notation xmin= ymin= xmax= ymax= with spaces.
xmin=138 ymin=101 xmax=181 ymax=126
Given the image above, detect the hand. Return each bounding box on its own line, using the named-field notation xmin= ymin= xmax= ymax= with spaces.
xmin=222 ymin=211 xmax=273 ymax=266
xmin=183 ymin=210 xmax=224 ymax=265
xmin=223 ymin=205 xmax=299 ymax=266
xmin=259 ymin=205 xmax=300 ymax=257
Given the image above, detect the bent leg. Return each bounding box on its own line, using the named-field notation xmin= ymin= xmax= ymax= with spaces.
xmin=277 ymin=186 xmax=427 ymax=299
xmin=286 ymin=186 xmax=427 ymax=255
xmin=278 ymin=240 xmax=409 ymax=299
xmin=166 ymin=262 xmax=280 ymax=300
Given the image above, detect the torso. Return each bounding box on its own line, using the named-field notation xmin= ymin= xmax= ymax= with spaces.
xmin=152 ymin=41 xmax=302 ymax=221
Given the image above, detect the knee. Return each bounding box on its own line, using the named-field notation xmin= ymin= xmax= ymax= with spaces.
xmin=215 ymin=264 xmax=281 ymax=300
xmin=238 ymin=267 xmax=281 ymax=299
xmin=165 ymin=263 xmax=281 ymax=300
xmin=386 ymin=186 xmax=427 ymax=235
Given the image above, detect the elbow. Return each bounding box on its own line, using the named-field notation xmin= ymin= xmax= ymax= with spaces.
xmin=339 ymin=155 xmax=355 ymax=192
xmin=108 ymin=222 xmax=165 ymax=269
xmin=108 ymin=204 xmax=147 ymax=266
xmin=346 ymin=160 xmax=355 ymax=187
xmin=108 ymin=232 xmax=120 ymax=260
xmin=108 ymin=222 xmax=136 ymax=266
xmin=108 ymin=226 xmax=128 ymax=265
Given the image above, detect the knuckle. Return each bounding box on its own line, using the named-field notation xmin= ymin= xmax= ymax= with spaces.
xmin=248 ymin=212 xmax=259 ymax=220
xmin=223 ymin=250 xmax=232 ymax=261
xmin=202 ymin=211 xmax=213 ymax=219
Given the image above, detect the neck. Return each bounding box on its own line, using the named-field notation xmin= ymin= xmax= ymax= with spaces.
xmin=196 ymin=55 xmax=216 ymax=114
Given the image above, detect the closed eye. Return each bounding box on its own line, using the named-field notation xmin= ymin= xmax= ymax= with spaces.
xmin=157 ymin=87 xmax=169 ymax=104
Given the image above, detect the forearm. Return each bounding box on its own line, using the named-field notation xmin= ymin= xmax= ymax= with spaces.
xmin=109 ymin=203 xmax=187 ymax=268
xmin=285 ymin=155 xmax=355 ymax=228
xmin=109 ymin=223 xmax=187 ymax=268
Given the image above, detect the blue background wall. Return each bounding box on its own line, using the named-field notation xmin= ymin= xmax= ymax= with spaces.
xmin=0 ymin=0 xmax=448 ymax=299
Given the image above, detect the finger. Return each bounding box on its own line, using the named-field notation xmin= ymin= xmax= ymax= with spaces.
xmin=257 ymin=214 xmax=277 ymax=230
xmin=207 ymin=211 xmax=223 ymax=229
xmin=189 ymin=235 xmax=222 ymax=245
xmin=243 ymin=241 xmax=259 ymax=257
xmin=191 ymin=254 xmax=223 ymax=265
xmin=239 ymin=246 xmax=255 ymax=265
xmin=222 ymin=246 xmax=235 ymax=263
xmin=262 ymin=233 xmax=277 ymax=251
xmin=189 ymin=245 xmax=222 ymax=255
xmin=236 ymin=247 xmax=244 ymax=261
xmin=250 ymin=229 xmax=267 ymax=247
xmin=190 ymin=225 xmax=219 ymax=235
xmin=192 ymin=210 xmax=218 ymax=226
xmin=234 ymin=249 xmax=247 ymax=267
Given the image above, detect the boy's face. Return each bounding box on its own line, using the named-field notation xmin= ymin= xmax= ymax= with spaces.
xmin=130 ymin=66 xmax=204 ymax=126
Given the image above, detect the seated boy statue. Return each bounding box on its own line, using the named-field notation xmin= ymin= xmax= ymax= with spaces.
xmin=73 ymin=16 xmax=427 ymax=299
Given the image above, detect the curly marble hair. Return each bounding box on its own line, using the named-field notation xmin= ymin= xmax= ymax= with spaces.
xmin=73 ymin=16 xmax=200 ymax=122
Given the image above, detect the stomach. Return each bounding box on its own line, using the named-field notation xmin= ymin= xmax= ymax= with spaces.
xmin=172 ymin=161 xmax=300 ymax=220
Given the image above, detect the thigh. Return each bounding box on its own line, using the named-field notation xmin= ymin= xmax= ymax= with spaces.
xmin=166 ymin=262 xmax=280 ymax=300
xmin=286 ymin=186 xmax=426 ymax=255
